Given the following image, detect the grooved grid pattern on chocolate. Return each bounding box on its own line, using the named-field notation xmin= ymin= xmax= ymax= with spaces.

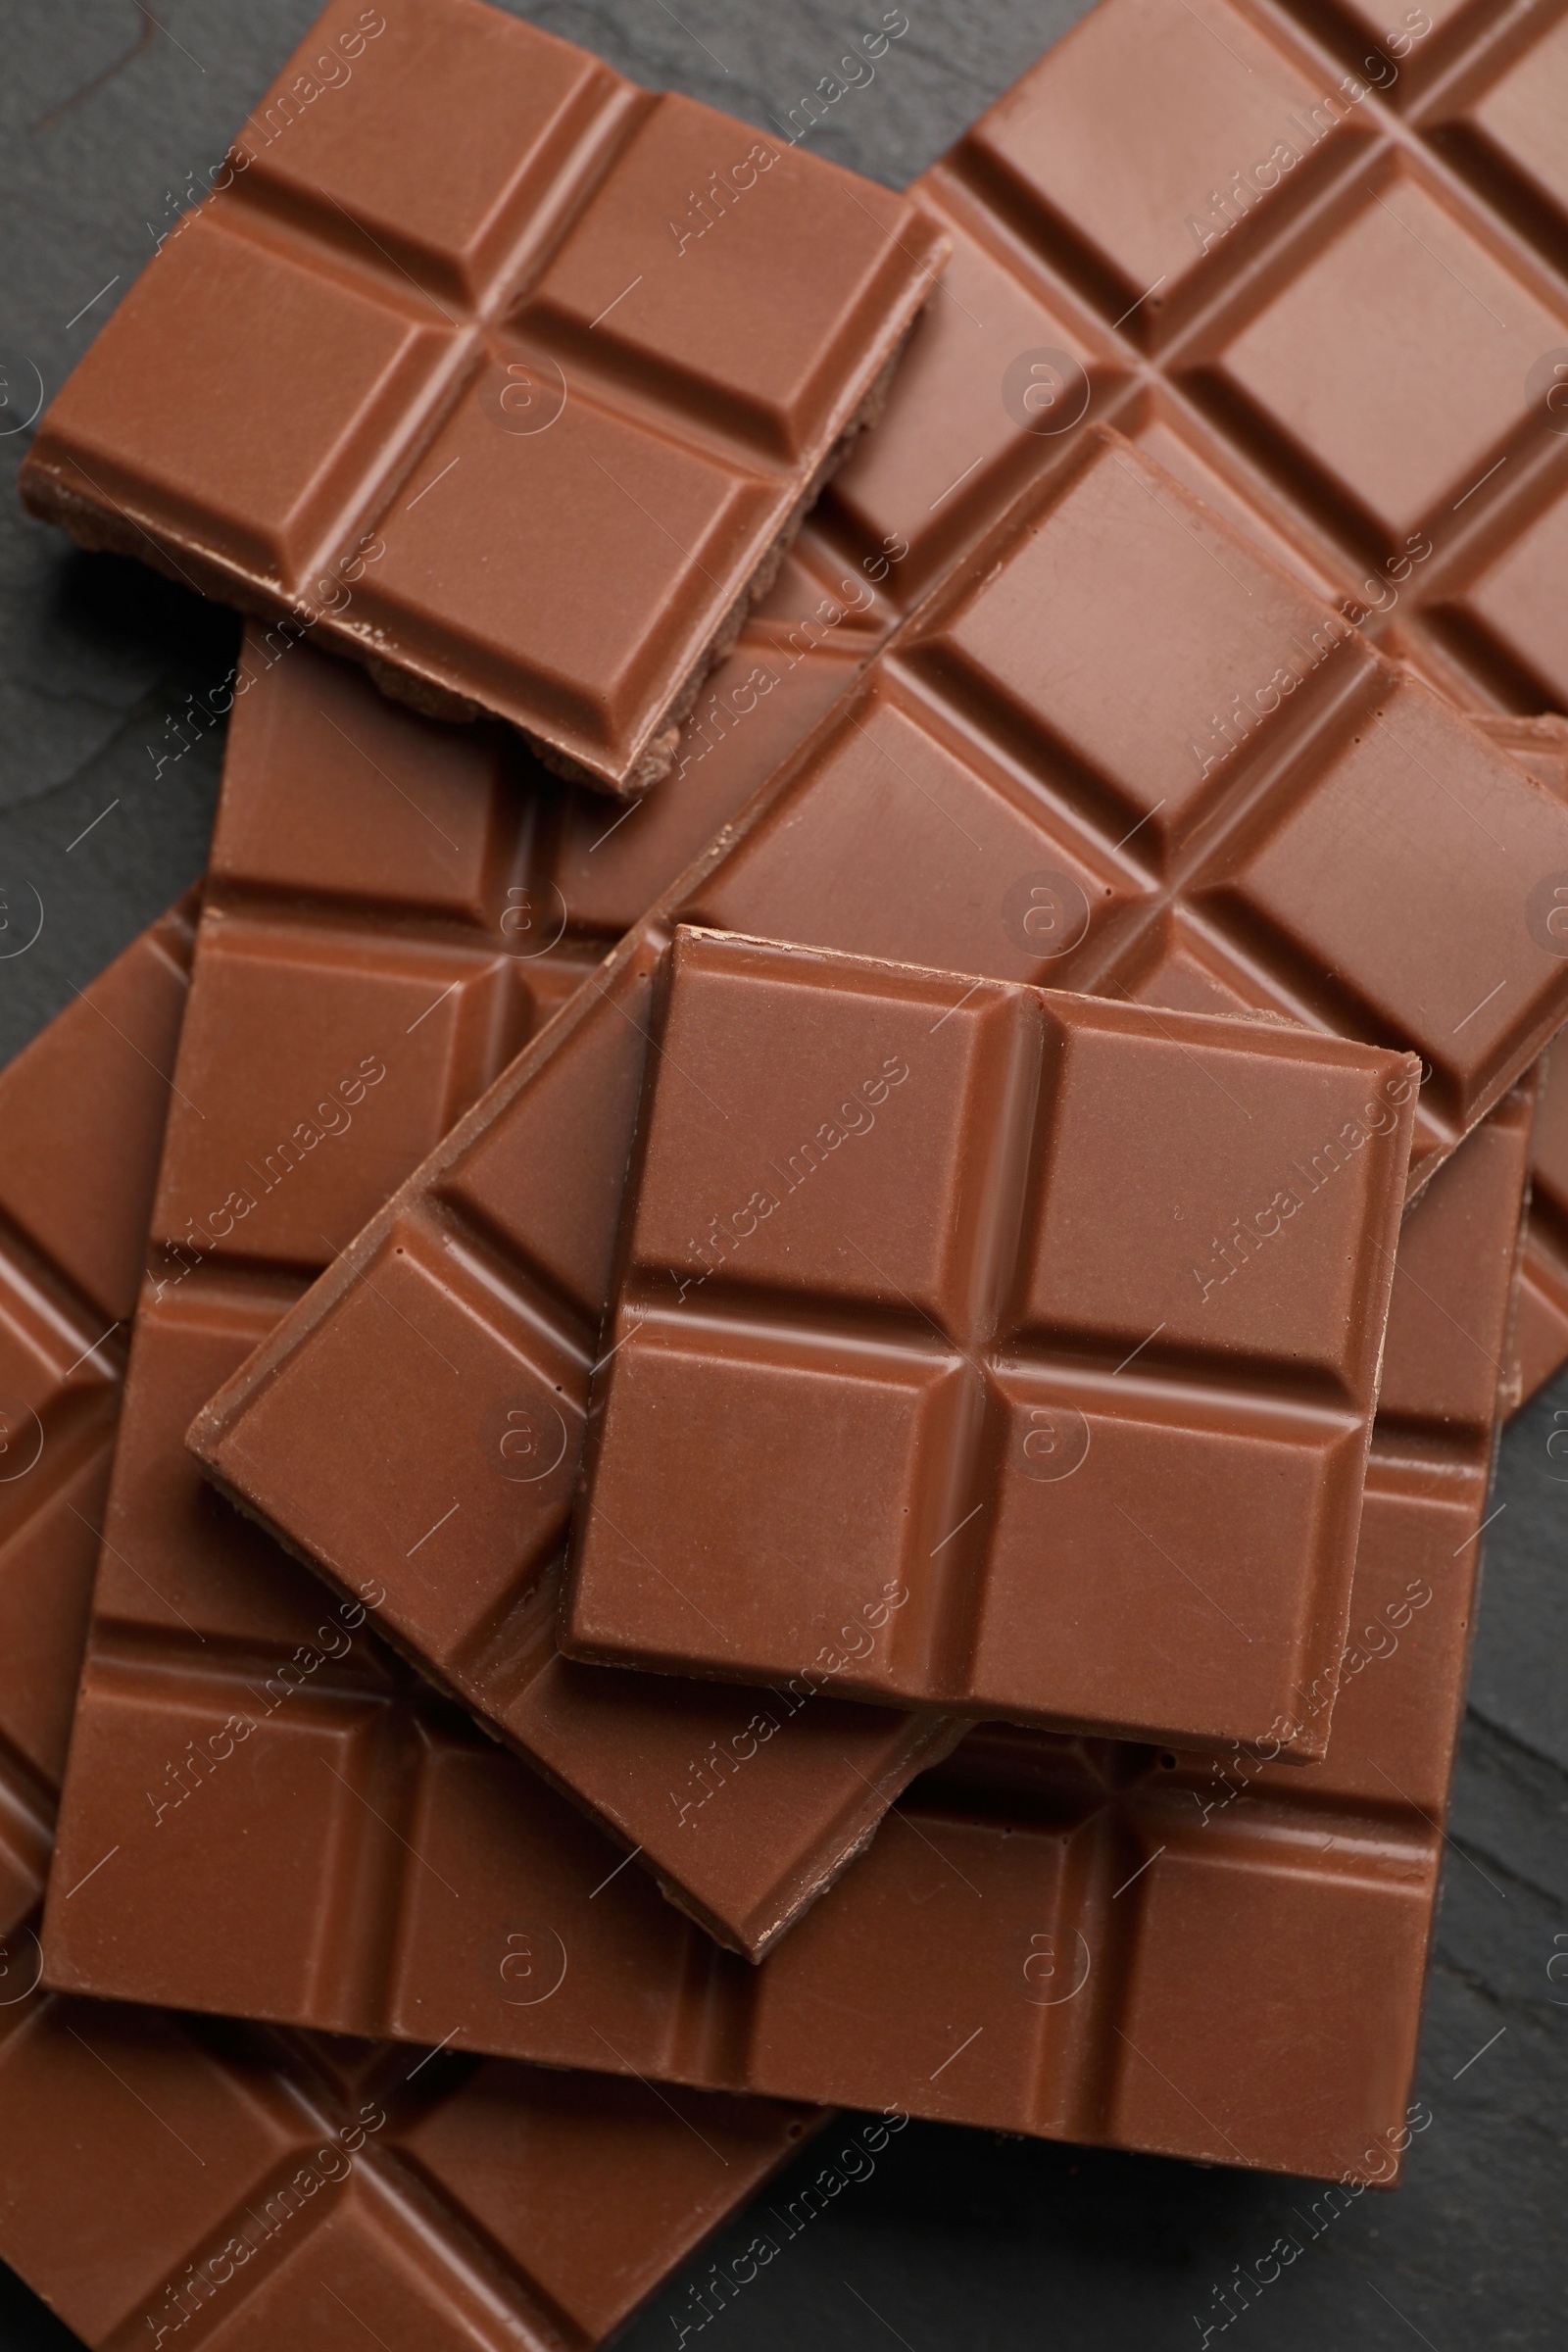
xmin=106 ymin=1087 xmax=1529 ymax=2182
xmin=0 ymin=915 xmax=818 ymax=2352
xmin=1476 ymin=715 xmax=1568 ymax=1400
xmin=45 ymin=625 xmax=959 ymax=1976
xmin=18 ymin=0 xmax=944 ymax=791
xmin=813 ymin=0 xmax=1568 ymax=718
xmin=0 ymin=908 xmax=192 ymax=1941
xmin=186 ymin=416 xmax=1568 ymax=1960
xmin=567 ymin=929 xmax=1417 ymax=1753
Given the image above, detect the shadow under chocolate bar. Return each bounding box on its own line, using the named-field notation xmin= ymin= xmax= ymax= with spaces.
xmin=17 ymin=0 xmax=947 ymax=797
xmin=36 ymin=957 xmax=1531 ymax=2182
xmin=0 ymin=912 xmax=820 ymax=2350
xmin=182 ymin=417 xmax=1568 ymax=1954
xmin=36 ymin=620 xmax=959 ymax=1983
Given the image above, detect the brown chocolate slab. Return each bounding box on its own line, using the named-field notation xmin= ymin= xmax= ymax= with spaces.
xmin=1472 ymin=714 xmax=1568 ymax=1404
xmin=809 ymin=0 xmax=1568 ymax=718
xmin=0 ymin=911 xmax=819 ymax=2350
xmin=565 ymin=928 xmax=1417 ymax=1753
xmin=49 ymin=1047 xmax=1527 ymax=2181
xmin=17 ymin=0 xmax=946 ymax=796
xmin=41 ymin=620 xmax=959 ymax=1976
xmin=188 ymin=426 xmax=1568 ymax=1940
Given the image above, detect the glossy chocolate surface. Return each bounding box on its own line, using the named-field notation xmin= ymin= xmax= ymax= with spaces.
xmin=190 ymin=427 xmax=1568 ymax=1941
xmin=42 ymin=624 xmax=960 ymax=1974
xmin=565 ymin=928 xmax=1417 ymax=1754
xmin=1475 ymin=715 xmax=1568 ymax=1405
xmin=18 ymin=0 xmax=944 ymax=795
xmin=0 ymin=911 xmax=818 ymax=2349
xmin=55 ymin=1057 xmax=1526 ymax=2183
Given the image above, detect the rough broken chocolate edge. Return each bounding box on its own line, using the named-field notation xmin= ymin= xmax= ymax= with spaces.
xmin=18 ymin=262 xmax=942 ymax=800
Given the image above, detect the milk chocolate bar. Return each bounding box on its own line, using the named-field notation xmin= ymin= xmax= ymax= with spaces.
xmin=0 ymin=905 xmax=193 ymax=1936
xmin=0 ymin=915 xmax=820 ymax=2349
xmin=1472 ymin=717 xmax=1568 ymax=1403
xmin=40 ymin=623 xmax=962 ymax=1979
xmin=189 ymin=425 xmax=1568 ymax=1928
xmin=49 ymin=1063 xmax=1526 ymax=2182
xmin=811 ymin=0 xmax=1568 ymax=711
xmin=18 ymin=0 xmax=945 ymax=796
xmin=565 ymin=928 xmax=1417 ymax=1753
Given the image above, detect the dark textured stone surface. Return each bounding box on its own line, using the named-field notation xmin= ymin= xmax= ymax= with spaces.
xmin=0 ymin=4 xmax=1562 ymax=2346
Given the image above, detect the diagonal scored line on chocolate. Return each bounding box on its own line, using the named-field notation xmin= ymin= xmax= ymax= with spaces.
xmin=0 ymin=907 xmax=823 ymax=2350
xmin=16 ymin=0 xmax=948 ymax=796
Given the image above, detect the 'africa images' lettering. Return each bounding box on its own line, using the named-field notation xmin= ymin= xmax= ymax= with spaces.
xmin=674 ymin=1051 xmax=910 ymax=1299
xmin=1191 ymin=1066 xmax=1416 ymax=1307
xmin=1184 ymin=12 xmax=1432 ymax=259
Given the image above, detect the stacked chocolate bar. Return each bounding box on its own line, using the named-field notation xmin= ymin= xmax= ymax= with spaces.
xmin=4 ymin=0 xmax=1567 ymax=2339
